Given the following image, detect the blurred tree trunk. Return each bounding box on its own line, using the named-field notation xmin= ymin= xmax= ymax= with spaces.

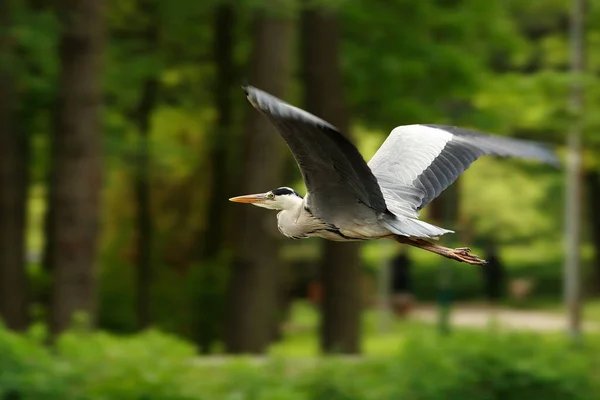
xmin=202 ymin=3 xmax=236 ymax=260
xmin=194 ymin=3 xmax=236 ymax=353
xmin=0 ymin=2 xmax=29 ymax=331
xmin=225 ymin=12 xmax=293 ymax=354
xmin=134 ymin=0 xmax=159 ymax=331
xmin=302 ymin=8 xmax=361 ymax=354
xmin=48 ymin=0 xmax=105 ymax=335
xmin=586 ymin=169 xmax=600 ymax=294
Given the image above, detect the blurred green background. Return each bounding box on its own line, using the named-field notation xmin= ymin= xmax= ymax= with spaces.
xmin=1 ymin=0 xmax=600 ymax=398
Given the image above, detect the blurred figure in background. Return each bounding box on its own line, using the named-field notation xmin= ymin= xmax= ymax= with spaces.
xmin=481 ymin=242 xmax=505 ymax=309
xmin=509 ymin=278 xmax=536 ymax=305
xmin=390 ymin=249 xmax=414 ymax=317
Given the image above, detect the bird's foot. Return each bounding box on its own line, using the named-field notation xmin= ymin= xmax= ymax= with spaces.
xmin=449 ymin=247 xmax=487 ymax=265
xmin=396 ymin=237 xmax=488 ymax=266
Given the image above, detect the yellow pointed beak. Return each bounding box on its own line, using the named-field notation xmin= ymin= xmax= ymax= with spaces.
xmin=229 ymin=193 xmax=267 ymax=204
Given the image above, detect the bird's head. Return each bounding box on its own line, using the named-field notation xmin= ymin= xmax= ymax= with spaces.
xmin=229 ymin=187 xmax=303 ymax=211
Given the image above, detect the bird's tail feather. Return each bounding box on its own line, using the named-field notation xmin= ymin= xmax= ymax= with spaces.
xmin=380 ymin=214 xmax=453 ymax=239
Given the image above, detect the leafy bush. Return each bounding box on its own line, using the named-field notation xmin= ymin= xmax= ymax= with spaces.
xmin=0 ymin=323 xmax=598 ymax=400
xmin=0 ymin=323 xmax=64 ymax=399
xmin=55 ymin=329 xmax=199 ymax=400
xmin=393 ymin=331 xmax=598 ymax=400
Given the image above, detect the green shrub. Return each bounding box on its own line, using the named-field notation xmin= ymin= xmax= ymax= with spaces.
xmin=0 ymin=323 xmax=599 ymax=400
xmin=393 ymin=331 xmax=598 ymax=400
xmin=0 ymin=323 xmax=65 ymax=400
xmin=55 ymin=329 xmax=200 ymax=400
xmin=288 ymin=331 xmax=599 ymax=400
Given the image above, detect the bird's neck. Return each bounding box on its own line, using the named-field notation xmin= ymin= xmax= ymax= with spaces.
xmin=280 ymin=195 xmax=305 ymax=218
xmin=276 ymin=197 xmax=312 ymax=239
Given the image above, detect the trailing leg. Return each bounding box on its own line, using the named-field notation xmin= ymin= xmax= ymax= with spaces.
xmin=394 ymin=236 xmax=487 ymax=265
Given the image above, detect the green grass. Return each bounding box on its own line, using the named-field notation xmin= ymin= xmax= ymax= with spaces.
xmin=268 ymin=298 xmax=600 ymax=357
xmin=269 ymin=301 xmax=404 ymax=357
xmin=269 ymin=301 xmax=457 ymax=357
xmin=582 ymin=300 xmax=600 ymax=322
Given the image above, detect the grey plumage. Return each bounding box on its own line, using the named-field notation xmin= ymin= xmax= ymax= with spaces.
xmin=245 ymin=86 xmax=387 ymax=212
xmin=232 ymin=86 xmax=559 ymax=265
xmin=368 ymin=124 xmax=558 ymax=237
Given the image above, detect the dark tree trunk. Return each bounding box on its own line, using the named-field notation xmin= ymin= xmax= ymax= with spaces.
xmin=202 ymin=3 xmax=236 ymax=260
xmin=194 ymin=3 xmax=236 ymax=354
xmin=0 ymin=3 xmax=29 ymax=330
xmin=225 ymin=12 xmax=293 ymax=354
xmin=134 ymin=0 xmax=159 ymax=331
xmin=301 ymin=8 xmax=361 ymax=354
xmin=134 ymin=78 xmax=157 ymax=330
xmin=48 ymin=0 xmax=105 ymax=335
xmin=586 ymin=169 xmax=600 ymax=294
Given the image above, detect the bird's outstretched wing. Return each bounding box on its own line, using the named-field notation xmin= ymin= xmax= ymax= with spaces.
xmin=243 ymin=86 xmax=388 ymax=226
xmin=368 ymin=124 xmax=559 ymax=219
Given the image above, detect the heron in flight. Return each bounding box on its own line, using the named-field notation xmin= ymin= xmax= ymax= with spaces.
xmin=230 ymin=86 xmax=558 ymax=265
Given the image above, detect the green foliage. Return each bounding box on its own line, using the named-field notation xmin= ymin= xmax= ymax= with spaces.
xmin=401 ymin=252 xmax=568 ymax=301
xmin=0 ymin=324 xmax=63 ymax=399
xmin=56 ymin=329 xmax=199 ymax=400
xmin=391 ymin=331 xmax=598 ymax=400
xmin=1 ymin=323 xmax=599 ymax=399
xmin=361 ymin=238 xmax=589 ymax=302
xmin=98 ymin=250 xmax=230 ymax=349
xmin=341 ymin=0 xmax=513 ymax=129
xmin=461 ymin=157 xmax=563 ymax=244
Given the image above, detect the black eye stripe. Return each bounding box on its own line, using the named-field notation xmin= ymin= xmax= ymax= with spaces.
xmin=271 ymin=187 xmax=302 ymax=198
xmin=271 ymin=188 xmax=291 ymax=196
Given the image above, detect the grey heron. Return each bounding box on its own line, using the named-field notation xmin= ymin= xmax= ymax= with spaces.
xmin=230 ymin=86 xmax=559 ymax=265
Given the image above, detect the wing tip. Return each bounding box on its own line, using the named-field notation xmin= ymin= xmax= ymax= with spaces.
xmin=241 ymin=84 xmax=256 ymax=95
xmin=529 ymin=144 xmax=561 ymax=168
xmin=241 ymin=85 xmax=284 ymax=112
xmin=240 ymin=85 xmax=340 ymax=132
xmin=242 ymin=84 xmax=263 ymax=110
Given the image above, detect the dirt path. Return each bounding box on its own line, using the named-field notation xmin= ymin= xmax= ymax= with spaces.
xmin=409 ymin=304 xmax=598 ymax=332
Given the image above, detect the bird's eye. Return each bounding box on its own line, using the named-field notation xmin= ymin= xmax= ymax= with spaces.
xmin=267 ymin=193 xmax=275 ymax=199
